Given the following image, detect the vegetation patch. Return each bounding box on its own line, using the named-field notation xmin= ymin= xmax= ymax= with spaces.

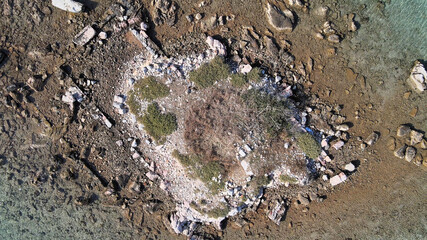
xmin=279 ymin=174 xmax=298 ymax=184
xmin=138 ymin=102 xmax=177 ymax=142
xmin=126 ymin=90 xmax=141 ymax=115
xmin=133 ymin=76 xmax=170 ymax=101
xmin=296 ymin=132 xmax=321 ymax=159
xmin=172 ymin=150 xmax=225 ymax=193
xmin=189 ymin=56 xmax=230 ymax=88
xmin=206 ymin=204 xmax=230 ymax=219
xmin=247 ymin=67 xmax=262 ymax=83
xmin=230 ymin=73 xmax=248 ymax=87
xmin=242 ymin=89 xmax=291 ymax=137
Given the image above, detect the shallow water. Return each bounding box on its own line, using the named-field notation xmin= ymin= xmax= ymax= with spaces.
xmin=339 ymin=0 xmax=426 ymax=99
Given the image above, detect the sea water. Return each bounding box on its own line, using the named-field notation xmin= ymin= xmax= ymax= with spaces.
xmin=339 ymin=0 xmax=426 ymax=99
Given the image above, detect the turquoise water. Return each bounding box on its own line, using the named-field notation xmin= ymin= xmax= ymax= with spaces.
xmin=338 ymin=0 xmax=426 ymax=99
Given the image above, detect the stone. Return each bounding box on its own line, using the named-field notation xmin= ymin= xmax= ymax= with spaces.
xmin=405 ymin=147 xmax=416 ymax=162
xmin=114 ymin=95 xmax=125 ymax=103
xmin=140 ymin=22 xmax=149 ymax=31
xmin=98 ymin=32 xmax=107 ymax=40
xmin=396 ymin=125 xmax=411 ymax=137
xmin=51 ymin=0 xmax=83 ymax=13
xmin=195 ymin=13 xmax=203 ymax=20
xmin=185 ymin=14 xmax=194 ymax=23
xmin=286 ymin=0 xmax=304 ymax=7
xmin=410 ymin=130 xmax=423 ymax=145
xmin=394 ymin=145 xmax=406 ymax=159
xmin=73 ymin=25 xmax=96 ymax=46
xmin=336 ymin=124 xmax=350 ymax=131
xmin=327 ymin=34 xmax=340 ymax=43
xmin=332 ymin=140 xmax=345 ymax=150
xmin=27 ymin=77 xmax=44 ymax=91
xmin=265 ymin=3 xmax=295 ymax=32
xmin=387 ymin=137 xmax=396 ymax=151
xmin=365 ymin=132 xmax=379 ymax=146
xmin=420 ymin=139 xmax=427 ymax=150
xmin=330 ymin=172 xmax=347 ymax=186
xmin=267 ymin=200 xmax=288 ymax=225
xmin=297 ymin=193 xmax=310 ymax=206
xmin=407 ymin=61 xmax=426 ymax=92
xmin=348 ymin=21 xmax=358 ymax=32
xmin=409 ymin=107 xmax=418 ymax=117
xmin=240 ymin=64 xmax=252 ymax=74
xmin=344 ymin=163 xmax=356 ymax=172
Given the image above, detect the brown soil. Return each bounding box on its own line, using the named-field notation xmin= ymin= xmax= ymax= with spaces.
xmin=0 ymin=0 xmax=425 ymax=239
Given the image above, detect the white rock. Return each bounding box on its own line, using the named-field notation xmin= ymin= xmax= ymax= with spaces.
xmin=336 ymin=124 xmax=349 ymax=131
xmin=118 ymin=108 xmax=128 ymax=115
xmin=51 ymin=0 xmax=83 ymax=13
xmin=344 ymin=163 xmax=356 ymax=172
xmin=240 ymin=64 xmax=252 ymax=74
xmin=73 ymin=25 xmax=96 ymax=46
xmin=322 ymin=175 xmax=328 ymax=181
xmin=238 ymin=148 xmax=247 ymax=158
xmin=115 ymin=140 xmax=123 ymax=146
xmin=244 ymin=144 xmax=252 ymax=152
xmin=330 ymin=172 xmax=347 ymax=186
xmin=140 ymin=22 xmax=149 ymax=31
xmin=410 ymin=130 xmax=423 ymax=146
xmin=132 ymin=152 xmax=140 ymax=159
xmin=332 ymin=140 xmax=345 ymax=150
xmin=240 ymin=160 xmax=253 ymax=176
xmin=98 ymin=31 xmax=107 ymax=40
xmin=408 ymin=61 xmax=426 ymax=92
xmin=114 ymin=95 xmax=125 ymax=104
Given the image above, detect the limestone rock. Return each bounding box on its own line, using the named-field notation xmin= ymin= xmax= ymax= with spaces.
xmin=344 ymin=163 xmax=356 ymax=172
xmin=73 ymin=25 xmax=96 ymax=46
xmin=394 ymin=145 xmax=406 ymax=159
xmin=407 ymin=61 xmax=426 ymax=92
xmin=51 ymin=0 xmax=83 ymax=13
xmin=396 ymin=124 xmax=411 ymax=137
xmin=330 ymin=172 xmax=347 ymax=186
xmin=405 ymin=147 xmax=416 ymax=162
xmin=410 ymin=130 xmax=423 ymax=145
xmin=365 ymin=132 xmax=379 ymax=146
xmin=265 ymin=3 xmax=295 ymax=32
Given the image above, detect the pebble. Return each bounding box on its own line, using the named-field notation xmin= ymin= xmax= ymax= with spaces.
xmin=387 ymin=137 xmax=396 ymax=151
xmin=365 ymin=132 xmax=379 ymax=146
xmin=332 ymin=140 xmax=345 ymax=150
xmin=396 ymin=125 xmax=411 ymax=137
xmin=116 ymin=140 xmax=123 ymax=146
xmin=394 ymin=145 xmax=406 ymax=159
xmin=327 ymin=34 xmax=340 ymax=43
xmin=99 ymin=32 xmax=108 ymax=40
xmin=410 ymin=130 xmax=423 ymax=145
xmin=195 ymin=13 xmax=203 ymax=20
xmin=405 ymin=147 xmax=416 ymax=162
xmin=409 ymin=107 xmax=418 ymax=117
xmin=297 ymin=193 xmax=310 ymax=206
xmin=336 ymin=124 xmax=349 ymax=131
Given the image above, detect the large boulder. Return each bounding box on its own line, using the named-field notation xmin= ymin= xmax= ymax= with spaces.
xmin=265 ymin=3 xmax=295 ymax=32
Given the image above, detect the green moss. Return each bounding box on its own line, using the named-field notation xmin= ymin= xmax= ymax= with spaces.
xmin=279 ymin=174 xmax=298 ymax=184
xmin=126 ymin=90 xmax=141 ymax=115
xmin=133 ymin=76 xmax=170 ymax=101
xmin=296 ymin=132 xmax=321 ymax=159
xmin=242 ymin=89 xmax=290 ymax=137
xmin=247 ymin=67 xmax=262 ymax=83
xmin=206 ymin=204 xmax=230 ymax=219
xmin=138 ymin=102 xmax=177 ymax=142
xmin=189 ymin=56 xmax=230 ymax=88
xmin=230 ymin=73 xmax=248 ymax=87
xmin=172 ymin=150 xmax=225 ymax=193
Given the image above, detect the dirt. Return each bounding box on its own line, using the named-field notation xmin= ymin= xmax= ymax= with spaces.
xmin=0 ymin=0 xmax=425 ymax=239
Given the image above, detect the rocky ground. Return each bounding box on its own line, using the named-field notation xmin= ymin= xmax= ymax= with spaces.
xmin=0 ymin=0 xmax=426 ymax=239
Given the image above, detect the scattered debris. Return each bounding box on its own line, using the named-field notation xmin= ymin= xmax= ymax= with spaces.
xmin=51 ymin=0 xmax=83 ymax=13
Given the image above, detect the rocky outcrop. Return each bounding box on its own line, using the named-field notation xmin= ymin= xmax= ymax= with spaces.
xmin=265 ymin=3 xmax=295 ymax=32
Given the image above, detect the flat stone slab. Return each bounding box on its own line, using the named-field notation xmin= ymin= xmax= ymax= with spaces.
xmin=51 ymin=0 xmax=83 ymax=13
xmin=73 ymin=26 xmax=96 ymax=46
xmin=265 ymin=3 xmax=295 ymax=32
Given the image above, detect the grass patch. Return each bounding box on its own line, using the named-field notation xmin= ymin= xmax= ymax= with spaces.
xmin=133 ymin=76 xmax=170 ymax=101
xmin=189 ymin=56 xmax=230 ymax=88
xmin=206 ymin=204 xmax=230 ymax=219
xmin=242 ymin=89 xmax=291 ymax=137
xmin=127 ymin=90 xmax=141 ymax=115
xmin=296 ymin=132 xmax=321 ymax=159
xmin=247 ymin=67 xmax=262 ymax=83
xmin=248 ymin=175 xmax=270 ymax=195
xmin=279 ymin=174 xmax=298 ymax=184
xmin=230 ymin=73 xmax=248 ymax=87
xmin=172 ymin=150 xmax=225 ymax=193
xmin=138 ymin=102 xmax=177 ymax=142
